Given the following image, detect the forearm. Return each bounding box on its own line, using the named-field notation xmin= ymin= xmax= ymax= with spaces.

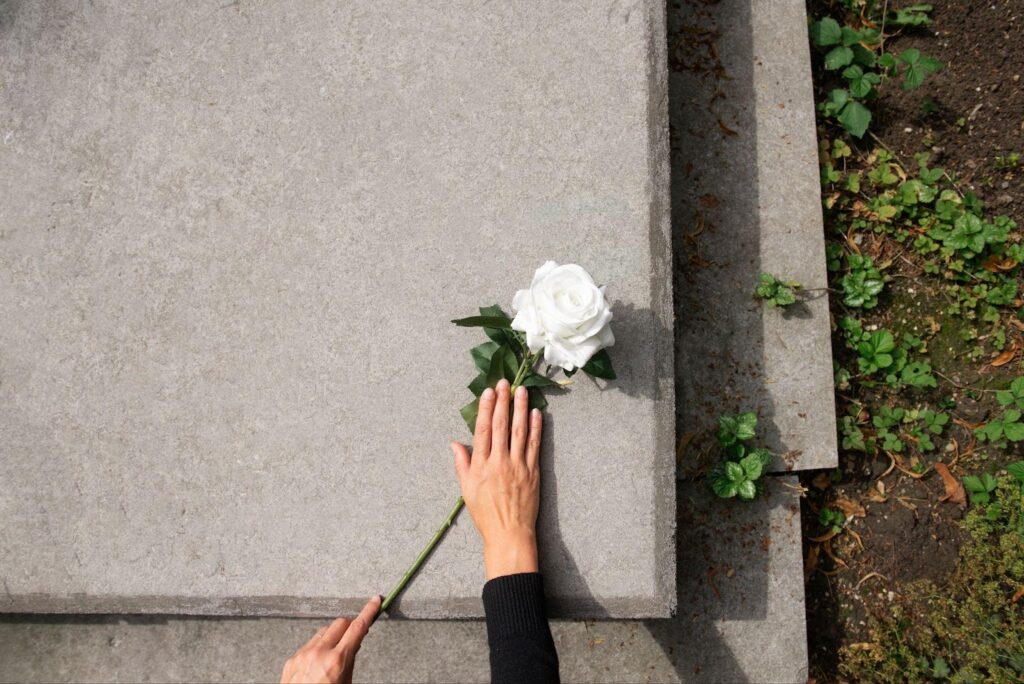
xmin=482 ymin=573 xmax=560 ymax=684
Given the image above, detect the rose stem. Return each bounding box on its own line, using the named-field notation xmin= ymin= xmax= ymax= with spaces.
xmin=380 ymin=349 xmax=537 ymax=614
xmin=380 ymin=495 xmax=465 ymax=613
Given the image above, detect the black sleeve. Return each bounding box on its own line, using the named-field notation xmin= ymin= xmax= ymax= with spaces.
xmin=482 ymin=572 xmax=560 ymax=684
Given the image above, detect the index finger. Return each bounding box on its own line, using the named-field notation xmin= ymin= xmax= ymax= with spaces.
xmin=472 ymin=387 xmax=496 ymax=461
xmin=335 ymin=594 xmax=382 ymax=653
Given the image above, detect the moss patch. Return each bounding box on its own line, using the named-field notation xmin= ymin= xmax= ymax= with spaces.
xmin=840 ymin=475 xmax=1024 ymax=682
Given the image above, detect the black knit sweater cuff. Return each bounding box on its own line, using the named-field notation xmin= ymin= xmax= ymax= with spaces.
xmin=482 ymin=572 xmax=550 ymax=642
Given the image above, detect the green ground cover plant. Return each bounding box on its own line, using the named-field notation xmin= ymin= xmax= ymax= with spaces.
xmin=809 ymin=3 xmax=942 ymax=137
xmin=840 ymin=470 xmax=1024 ymax=682
xmin=707 ymin=412 xmax=774 ymax=501
xmin=804 ymin=1 xmax=1024 ymax=678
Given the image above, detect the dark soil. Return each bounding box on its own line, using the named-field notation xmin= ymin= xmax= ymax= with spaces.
xmin=877 ymin=0 xmax=1024 ymax=222
xmin=803 ymin=1 xmax=1024 ymax=680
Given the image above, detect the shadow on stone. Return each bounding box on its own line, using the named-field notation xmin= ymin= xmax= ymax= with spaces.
xmin=648 ymin=0 xmax=772 ymax=678
xmin=537 ymin=414 xmax=608 ymax=618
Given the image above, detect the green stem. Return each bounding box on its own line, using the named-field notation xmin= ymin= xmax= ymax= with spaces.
xmin=380 ymin=351 xmax=539 ymax=613
xmin=380 ymin=496 xmax=465 ymax=612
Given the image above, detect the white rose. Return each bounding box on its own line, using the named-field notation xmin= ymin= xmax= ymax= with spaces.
xmin=510 ymin=261 xmax=615 ymax=371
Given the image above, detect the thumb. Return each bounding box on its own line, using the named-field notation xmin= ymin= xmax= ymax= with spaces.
xmin=452 ymin=441 xmax=470 ymax=483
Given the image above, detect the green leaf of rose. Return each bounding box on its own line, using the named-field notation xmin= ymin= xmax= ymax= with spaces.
xmin=479 ymin=305 xmax=516 ymax=345
xmin=581 ymin=349 xmax=616 ymax=380
xmin=460 ymin=398 xmax=479 ymax=432
xmin=521 ymin=373 xmax=558 ymax=388
xmin=471 ymin=341 xmax=500 ymax=372
xmin=468 ymin=373 xmax=488 ymax=396
xmin=451 ymin=315 xmax=513 ymax=329
xmin=528 ymin=387 xmax=548 ymax=411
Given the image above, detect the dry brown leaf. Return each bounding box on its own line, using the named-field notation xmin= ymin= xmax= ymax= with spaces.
xmin=1010 ymin=318 xmax=1024 ymax=332
xmin=983 ymin=254 xmax=1018 ymax=273
xmin=832 ymin=496 xmax=867 ymax=519
xmin=954 ymin=417 xmax=986 ymax=431
xmin=804 ymin=544 xmax=820 ymax=583
xmin=676 ymin=431 xmax=696 ymax=465
xmin=1012 ymin=586 xmax=1024 ymax=604
xmin=896 ymin=497 xmax=918 ymax=511
xmin=823 ymin=538 xmax=848 ymax=567
xmin=699 ymin=194 xmax=720 ymax=209
xmin=854 ymin=571 xmax=888 ymax=590
xmin=707 ymin=567 xmax=721 ymax=600
xmin=716 ymin=118 xmax=737 ymax=136
xmin=812 ymin=472 xmax=832 ymax=490
xmin=991 ymin=341 xmax=1019 ymax=367
xmin=809 ymin=529 xmax=839 ymax=543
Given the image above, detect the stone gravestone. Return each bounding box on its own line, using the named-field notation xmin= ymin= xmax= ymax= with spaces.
xmin=0 ymin=1 xmax=674 ymax=618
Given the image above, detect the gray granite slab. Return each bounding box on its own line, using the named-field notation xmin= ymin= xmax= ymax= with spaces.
xmin=0 ymin=0 xmax=674 ymax=617
xmin=0 ymin=478 xmax=808 ymax=684
xmin=672 ymin=0 xmax=839 ymax=476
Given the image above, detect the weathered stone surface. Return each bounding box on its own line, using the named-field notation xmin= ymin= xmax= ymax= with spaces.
xmin=672 ymin=0 xmax=838 ymax=476
xmin=0 ymin=0 xmax=674 ymax=618
xmin=0 ymin=478 xmax=808 ymax=683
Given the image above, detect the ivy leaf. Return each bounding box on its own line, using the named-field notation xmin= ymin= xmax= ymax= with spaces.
xmin=809 ymin=17 xmax=842 ymax=46
xmin=581 ymin=349 xmax=616 ymax=380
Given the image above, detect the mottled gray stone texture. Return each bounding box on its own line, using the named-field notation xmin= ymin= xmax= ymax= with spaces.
xmin=0 ymin=478 xmax=807 ymax=683
xmin=0 ymin=0 xmax=674 ymax=618
xmin=672 ymin=0 xmax=838 ymax=477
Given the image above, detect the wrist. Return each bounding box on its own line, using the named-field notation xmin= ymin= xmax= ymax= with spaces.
xmin=483 ymin=530 xmax=539 ymax=580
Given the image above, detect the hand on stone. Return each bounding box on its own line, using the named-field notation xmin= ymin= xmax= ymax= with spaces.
xmin=452 ymin=378 xmax=542 ymax=580
xmin=280 ymin=595 xmax=381 ymax=684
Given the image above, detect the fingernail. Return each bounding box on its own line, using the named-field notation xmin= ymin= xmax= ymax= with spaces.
xmin=482 ymin=388 xmax=494 ymax=399
xmin=532 ymin=408 xmax=541 ymax=417
xmin=373 ymin=594 xmax=382 ymax=604
xmin=516 ymin=386 xmax=526 ymax=398
xmin=497 ymin=378 xmax=509 ymax=390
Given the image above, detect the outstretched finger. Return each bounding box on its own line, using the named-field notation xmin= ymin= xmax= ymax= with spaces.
xmin=490 ymin=379 xmax=511 ymax=457
xmin=472 ymin=387 xmax=496 ymax=461
xmin=335 ymin=595 xmax=382 ymax=653
xmin=510 ymin=386 xmax=529 ymax=462
xmin=320 ymin=617 xmax=351 ymax=648
xmin=526 ymin=408 xmax=543 ymax=471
